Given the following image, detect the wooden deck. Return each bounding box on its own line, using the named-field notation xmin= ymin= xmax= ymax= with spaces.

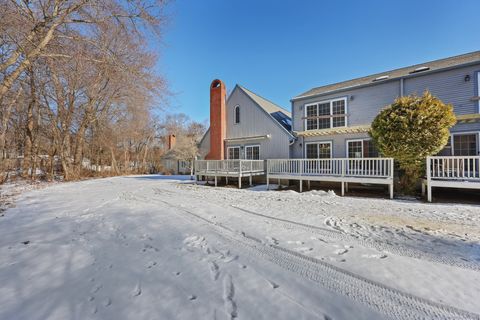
xmin=194 ymin=160 xmax=265 ymax=188
xmin=424 ymin=156 xmax=480 ymax=202
xmin=267 ymin=158 xmax=394 ymax=198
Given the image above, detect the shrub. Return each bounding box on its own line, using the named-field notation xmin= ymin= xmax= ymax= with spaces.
xmin=370 ymin=91 xmax=456 ymax=194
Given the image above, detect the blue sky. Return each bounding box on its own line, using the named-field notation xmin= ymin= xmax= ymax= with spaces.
xmin=153 ymin=0 xmax=479 ymax=123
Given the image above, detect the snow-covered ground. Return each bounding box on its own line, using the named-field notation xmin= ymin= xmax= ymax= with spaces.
xmin=0 ymin=175 xmax=479 ymax=320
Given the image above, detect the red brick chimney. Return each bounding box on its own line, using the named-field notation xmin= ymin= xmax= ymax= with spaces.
xmin=167 ymin=134 xmax=176 ymax=150
xmin=205 ymin=79 xmax=226 ymax=160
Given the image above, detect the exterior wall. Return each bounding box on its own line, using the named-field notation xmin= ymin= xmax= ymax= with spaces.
xmin=198 ymin=129 xmax=210 ymax=159
xmin=224 ymin=87 xmax=292 ymax=159
xmin=292 ymin=132 xmax=371 ymax=158
xmin=292 ymin=81 xmax=401 ymax=131
xmin=404 ymin=64 xmax=480 ymax=115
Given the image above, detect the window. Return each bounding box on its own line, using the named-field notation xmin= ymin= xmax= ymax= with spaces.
xmin=347 ymin=139 xmax=379 ymax=158
xmin=234 ymin=105 xmax=240 ymax=124
xmin=227 ymin=147 xmax=240 ymax=159
xmin=453 ymin=134 xmax=478 ymax=156
xmin=245 ymin=145 xmax=260 ymax=160
xmin=304 ymin=98 xmax=347 ymax=131
xmin=305 ymin=142 xmax=332 ymax=159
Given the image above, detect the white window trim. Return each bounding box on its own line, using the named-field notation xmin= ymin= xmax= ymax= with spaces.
xmin=303 ymin=97 xmax=348 ymax=131
xmin=450 ymin=131 xmax=480 ymax=156
xmin=304 ymin=141 xmax=333 ymax=158
xmin=227 ymin=146 xmax=241 ymax=159
xmin=244 ymin=144 xmax=261 ymax=160
xmin=477 ymin=72 xmax=480 ymax=113
xmin=233 ymin=105 xmax=240 ymax=125
xmin=345 ymin=138 xmax=366 ymax=158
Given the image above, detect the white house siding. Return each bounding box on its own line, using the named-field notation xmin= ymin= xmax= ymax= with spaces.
xmin=224 ymin=87 xmax=291 ymax=159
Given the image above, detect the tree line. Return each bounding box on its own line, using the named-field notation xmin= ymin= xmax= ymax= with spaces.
xmin=0 ymin=0 xmax=204 ymax=182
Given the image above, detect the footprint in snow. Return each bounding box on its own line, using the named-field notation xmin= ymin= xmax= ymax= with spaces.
xmin=334 ymin=248 xmax=348 ymax=255
xmin=266 ymin=279 xmax=279 ymax=289
xmin=287 ymin=240 xmax=304 ymax=245
xmin=103 ymin=297 xmax=112 ymax=307
xmin=222 ymin=274 xmax=237 ymax=319
xmin=295 ymin=247 xmax=313 ymax=253
xmin=132 ymin=283 xmax=142 ymax=297
xmin=265 ymin=236 xmax=279 ymax=245
xmin=361 ymin=253 xmax=387 ymax=259
xmin=209 ymin=261 xmax=219 ymax=281
xmin=146 ymin=261 xmax=157 ymax=269
xmin=91 ymin=284 xmax=102 ymax=294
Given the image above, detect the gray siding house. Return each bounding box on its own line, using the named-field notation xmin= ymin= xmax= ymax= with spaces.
xmin=199 ymin=84 xmax=294 ymax=160
xmin=290 ymin=51 xmax=480 ymax=159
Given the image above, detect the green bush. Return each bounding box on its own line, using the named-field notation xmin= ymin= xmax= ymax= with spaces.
xmin=370 ymin=91 xmax=456 ymax=194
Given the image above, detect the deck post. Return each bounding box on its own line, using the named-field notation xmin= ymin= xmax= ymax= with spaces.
xmin=345 ymin=182 xmax=349 ymax=193
xmin=239 ymin=160 xmax=242 ymax=189
xmin=226 ymin=176 xmax=228 ymax=185
xmin=215 ymin=175 xmax=217 ymax=187
xmin=426 ymin=157 xmax=432 ymax=202
xmin=389 ymin=183 xmax=393 ymax=199
xmin=266 ymin=160 xmax=270 ymax=190
xmin=249 ymin=175 xmax=252 ymax=186
xmin=341 ymin=181 xmax=345 ymax=196
xmin=307 ymin=180 xmax=310 ymax=190
xmin=299 ymin=159 xmax=303 ymax=192
xmin=278 ymin=178 xmax=280 ymax=187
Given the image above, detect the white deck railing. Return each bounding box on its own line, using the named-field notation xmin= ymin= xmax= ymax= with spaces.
xmin=427 ymin=156 xmax=480 ymax=180
xmin=195 ymin=160 xmax=264 ymax=174
xmin=267 ymin=158 xmax=394 ymax=179
xmin=425 ymin=156 xmax=480 ymax=202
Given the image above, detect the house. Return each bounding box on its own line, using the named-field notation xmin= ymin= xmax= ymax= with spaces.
xmin=198 ymin=79 xmax=294 ymax=160
xmin=195 ymin=51 xmax=480 ymax=199
xmin=290 ymin=51 xmax=480 ymax=159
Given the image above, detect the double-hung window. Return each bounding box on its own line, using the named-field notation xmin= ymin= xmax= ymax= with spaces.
xmin=305 ymin=142 xmax=332 ymax=159
xmin=304 ymin=98 xmax=347 ymax=131
xmin=227 ymin=147 xmax=240 ymax=159
xmin=347 ymin=139 xmax=379 ymax=158
xmin=245 ymin=145 xmax=260 ymax=160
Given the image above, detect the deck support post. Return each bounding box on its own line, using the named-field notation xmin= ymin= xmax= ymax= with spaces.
xmin=194 ymin=175 xmax=197 ymax=185
xmin=427 ymin=184 xmax=432 ymax=202
xmin=239 ymin=176 xmax=242 ymax=189
xmin=249 ymin=175 xmax=252 ymax=186
xmin=389 ymin=183 xmax=393 ymax=199
xmin=278 ymin=178 xmax=280 ymax=187
xmin=345 ymin=182 xmax=349 ymax=193
xmin=341 ymin=181 xmax=345 ymax=196
xmin=215 ymin=175 xmax=217 ymax=187
xmin=307 ymin=180 xmax=310 ymax=190
xmin=226 ymin=176 xmax=228 ymax=185
xmin=299 ymin=179 xmax=302 ymax=193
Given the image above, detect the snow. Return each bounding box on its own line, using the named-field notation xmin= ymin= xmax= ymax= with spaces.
xmin=0 ymin=175 xmax=479 ymax=320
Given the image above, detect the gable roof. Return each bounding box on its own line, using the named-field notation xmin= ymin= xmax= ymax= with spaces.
xmin=237 ymin=85 xmax=293 ymax=132
xmin=294 ymin=50 xmax=480 ymax=100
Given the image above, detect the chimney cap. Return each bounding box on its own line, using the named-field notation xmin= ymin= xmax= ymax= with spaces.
xmin=211 ymin=79 xmax=224 ymax=89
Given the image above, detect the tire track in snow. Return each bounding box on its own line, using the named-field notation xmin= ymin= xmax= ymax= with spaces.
xmin=155 ymin=186 xmax=479 ymax=271
xmin=230 ymin=205 xmax=480 ymax=271
xmin=158 ymin=199 xmax=480 ymax=320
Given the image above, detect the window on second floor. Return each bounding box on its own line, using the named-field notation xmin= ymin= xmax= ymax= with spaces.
xmin=304 ymin=98 xmax=347 ymax=131
xmin=234 ymin=105 xmax=240 ymax=124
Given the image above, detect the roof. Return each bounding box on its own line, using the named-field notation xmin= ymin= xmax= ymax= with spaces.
xmin=238 ymin=86 xmax=292 ymax=131
xmin=294 ymin=51 xmax=480 ymax=100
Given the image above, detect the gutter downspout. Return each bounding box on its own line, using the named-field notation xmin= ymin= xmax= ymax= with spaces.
xmin=400 ymin=78 xmax=404 ymax=97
